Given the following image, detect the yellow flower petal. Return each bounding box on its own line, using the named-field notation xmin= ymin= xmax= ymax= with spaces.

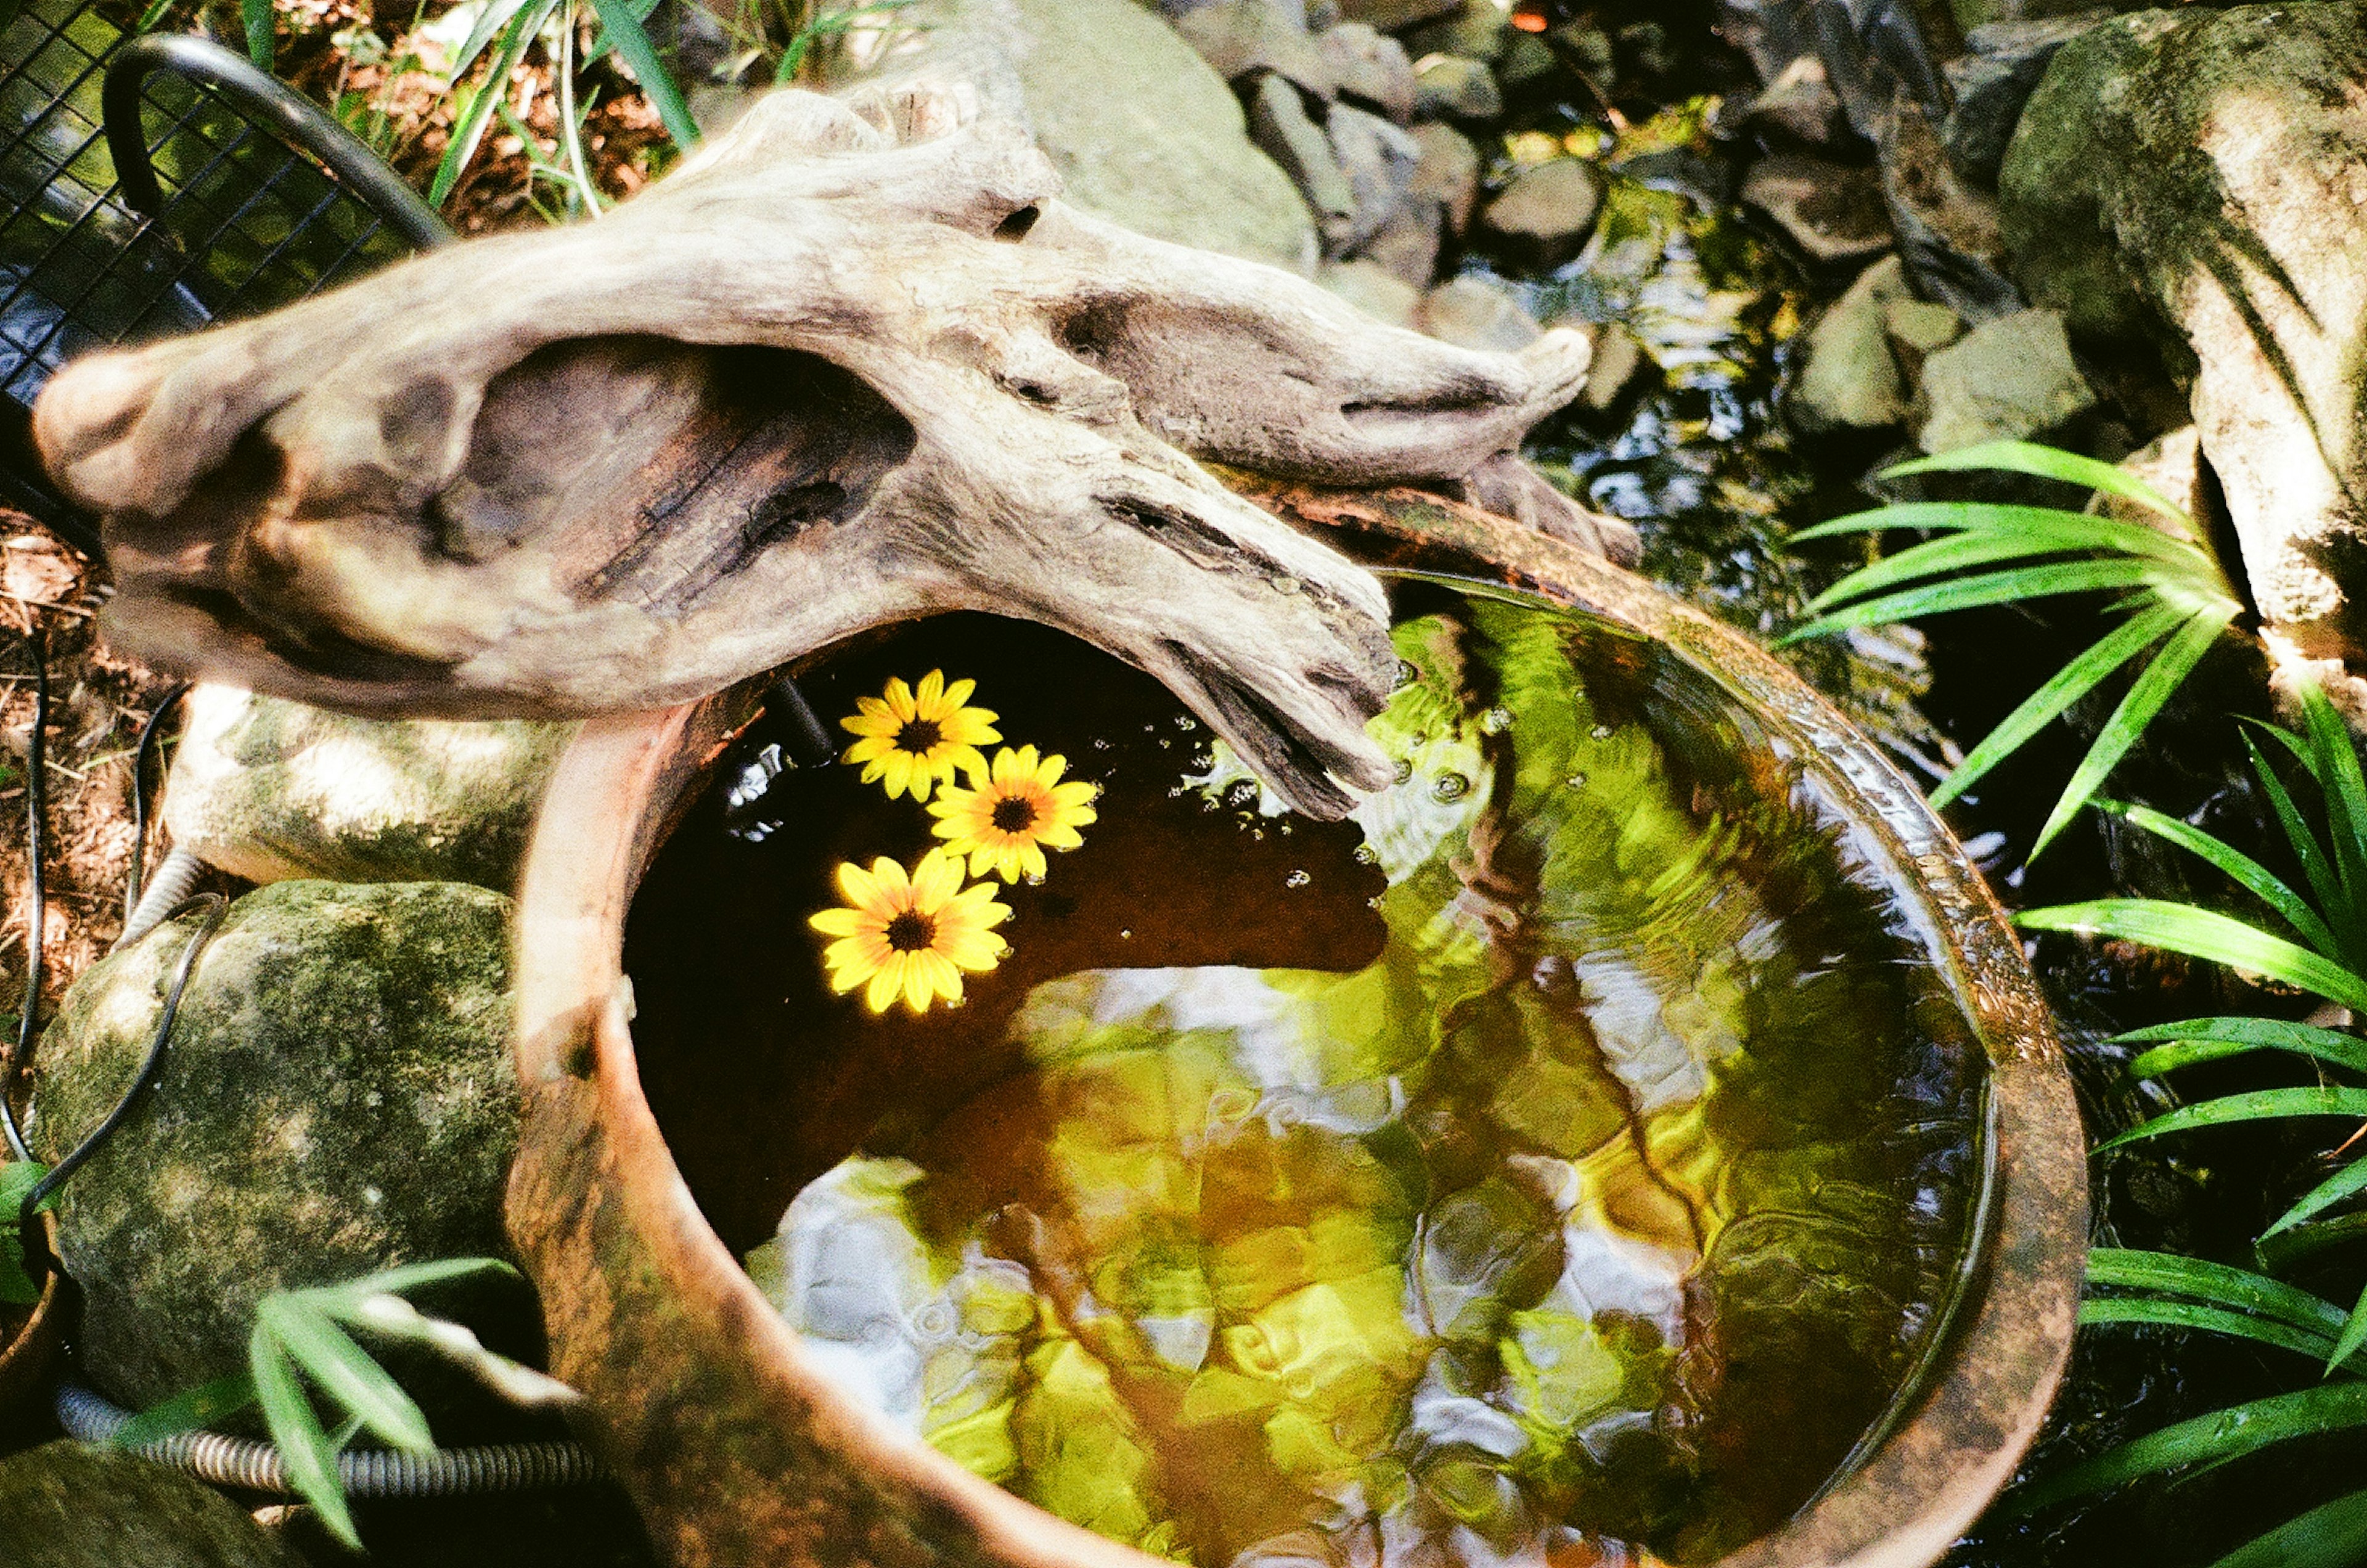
xmin=809 ymin=907 xmax=865 ymax=937
xmin=865 ymin=953 xmax=907 ymax=1014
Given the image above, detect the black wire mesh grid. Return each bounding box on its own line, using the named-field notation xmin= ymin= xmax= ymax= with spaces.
xmin=0 ymin=0 xmax=441 ymax=537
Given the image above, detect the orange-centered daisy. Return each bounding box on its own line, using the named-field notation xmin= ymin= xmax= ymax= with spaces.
xmin=809 ymin=849 xmax=1011 ymax=1015
xmin=927 ymin=745 xmax=1100 ymax=883
xmin=840 ymin=671 xmax=1000 ymax=803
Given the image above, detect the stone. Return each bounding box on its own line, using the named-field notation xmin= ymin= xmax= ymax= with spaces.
xmin=1940 ymin=13 xmax=2104 ymax=183
xmin=2000 ymin=3 xmax=2367 ymax=671
xmin=35 ymin=880 xmax=520 ymax=1408
xmin=1883 ymin=294 xmax=1963 ymax=380
xmin=1335 ymin=0 xmax=1460 ymax=27
xmin=1581 ymin=322 xmax=1649 ymax=414
xmin=1494 ymin=29 xmax=1558 ymax=89
xmin=1359 ymin=197 xmax=1443 ymax=285
xmin=1327 ymin=102 xmax=1425 ymax=253
xmin=0 ymin=1443 xmax=304 ymax=1568
xmin=1418 ymin=274 xmax=1543 ymax=353
xmin=1412 ymin=52 xmax=1502 ymax=120
xmin=1479 ymin=158 xmax=1604 ymax=269
xmin=1915 ymin=306 xmax=2095 ymax=453
xmin=1319 ymin=21 xmax=1416 ymax=121
xmin=161 ymin=685 xmax=573 ymax=891
xmin=843 ymin=0 xmax=1320 ymax=274
xmin=1787 ymin=253 xmax=1913 ymax=434
xmin=1173 ymin=0 xmax=1335 ymax=97
xmin=1739 ymin=54 xmax=1850 ymax=150
xmin=1878 ymin=94 xmax=2021 ymax=320
xmin=1245 ymin=71 xmax=1359 ymax=251
xmin=1400 ymin=0 xmax=1510 ymax=62
xmin=1739 ymin=153 xmax=1892 ymax=267
xmin=1408 ymin=120 xmax=1481 ymax=234
xmin=1948 ymin=0 xmax=2110 ymax=36
xmin=1317 ymin=258 xmax=1423 ymax=327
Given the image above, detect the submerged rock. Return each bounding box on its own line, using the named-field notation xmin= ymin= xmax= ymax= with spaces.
xmin=1412 ymin=52 xmax=1502 ymax=120
xmin=1480 ymin=158 xmax=1606 ymax=269
xmin=1418 ymin=274 xmax=1543 ymax=352
xmin=1915 ymin=306 xmax=2095 ymax=452
xmin=2000 ymin=2 xmax=2367 ymax=675
xmin=1320 ymin=22 xmax=1416 ymax=121
xmin=1327 ymin=102 xmax=1426 ymax=255
xmin=1407 ymin=120 xmax=1481 ymax=234
xmin=1739 ymin=153 xmax=1892 ymax=267
xmin=0 ymin=1443 xmax=303 ymax=1568
xmin=1737 ymin=55 xmax=1852 ymax=151
xmin=1318 ymin=258 xmax=1423 ymax=326
xmin=161 ymin=685 xmax=572 ymax=891
xmin=1787 ymin=253 xmax=1913 ymax=434
xmin=1246 ymin=71 xmax=1360 ymax=250
xmin=34 ymin=880 xmax=518 ymax=1408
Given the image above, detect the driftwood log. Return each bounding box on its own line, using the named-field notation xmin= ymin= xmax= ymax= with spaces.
xmin=33 ymin=82 xmax=1624 ymax=817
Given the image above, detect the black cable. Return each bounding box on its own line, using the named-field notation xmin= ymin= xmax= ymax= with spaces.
xmin=123 ymin=682 xmax=189 ymax=925
xmin=3 ymin=632 xmax=47 ymax=1164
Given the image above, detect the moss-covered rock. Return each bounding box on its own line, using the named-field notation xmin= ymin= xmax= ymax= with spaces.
xmin=32 ymin=880 xmax=518 ymax=1410
xmin=160 ymin=685 xmax=573 ymax=892
xmin=0 ymin=1442 xmax=303 ymax=1568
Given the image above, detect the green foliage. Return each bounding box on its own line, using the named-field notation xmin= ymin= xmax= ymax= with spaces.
xmin=1785 ymin=440 xmax=2242 ymax=858
xmin=2011 ymin=686 xmax=2367 ymax=1556
xmin=117 ymin=1258 xmax=569 ymax=1550
xmin=0 ymin=1161 xmax=50 ymax=1308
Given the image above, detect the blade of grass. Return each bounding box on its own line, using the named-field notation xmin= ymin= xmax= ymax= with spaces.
xmin=429 ymin=0 xmax=562 ymax=206
xmin=2101 ymin=799 xmax=2340 ymax=957
xmin=2094 ymin=1087 xmax=2367 ymax=1154
xmin=2267 ymin=1159 xmax=2367 ymax=1239
xmin=2016 ymin=898 xmax=2367 ymax=1011
xmin=2117 ymin=1016 xmax=2367 ymax=1075
xmin=2213 ymin=1488 xmax=2367 ymax=1568
xmin=1792 ymin=502 xmax=2204 ymax=565
xmin=110 ymin=1374 xmax=258 ymax=1448
xmin=2079 ymin=1298 xmax=2335 ymax=1360
xmin=1781 ymin=558 xmax=2164 ymax=643
xmin=583 ymin=0 xmax=699 ymax=149
xmin=2001 ymin=1381 xmax=2367 ymax=1517
xmin=251 ymin=1331 xmax=359 ymax=1550
xmin=1882 ymin=439 xmax=2193 ymax=524
xmin=1804 ymin=531 xmax=2177 ymax=616
xmin=1926 ymin=606 xmax=2182 ymax=810
xmin=260 ymin=1297 xmax=435 ymax=1452
xmin=2250 ymin=733 xmax=2344 ymax=923
xmin=2031 ymin=603 xmax=2239 ymax=858
xmin=2328 ymin=1278 xmax=2367 ymax=1374
xmin=446 ymin=0 xmax=531 ymax=83
xmin=2087 ymin=1248 xmax=2348 ymax=1336
xmin=324 ymin=1257 xmax=521 ymax=1301
xmin=2302 ymin=685 xmax=2367 ymax=957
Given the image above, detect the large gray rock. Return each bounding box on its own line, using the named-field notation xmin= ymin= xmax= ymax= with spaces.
xmin=1740 ymin=153 xmax=1893 ymax=267
xmin=1400 ymin=0 xmax=1510 ymax=61
xmin=1320 ymin=22 xmax=1415 ymax=121
xmin=1418 ymin=274 xmax=1543 ymax=353
xmin=1317 ymin=257 xmax=1423 ymax=326
xmin=2001 ymin=3 xmax=2367 ymax=671
xmin=1246 ymin=71 xmax=1359 ymax=251
xmin=1336 ymin=0 xmax=1459 ymax=27
xmin=0 ymin=1443 xmax=303 ymax=1568
xmin=1412 ymin=52 xmax=1502 ymax=119
xmin=35 ymin=880 xmax=518 ymax=1409
xmin=1479 ymin=158 xmax=1605 ymax=269
xmin=1327 ymin=102 xmax=1425 ymax=254
xmin=841 ymin=0 xmax=1320 ymax=274
xmin=1915 ymin=306 xmax=2095 ymax=452
xmin=161 ymin=685 xmax=573 ymax=891
xmin=1407 ymin=120 xmax=1481 ymax=234
xmin=1940 ymin=13 xmax=2104 ymax=182
xmin=1788 ymin=253 xmax=1913 ymax=433
xmin=1173 ymin=0 xmax=1335 ymax=96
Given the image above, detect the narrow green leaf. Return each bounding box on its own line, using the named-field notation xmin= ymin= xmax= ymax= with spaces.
xmin=2016 ymin=899 xmax=2367 ymax=1014
xmin=2213 ymin=1488 xmax=2367 ymax=1568
xmin=1806 ymin=530 xmax=2172 ymax=617
xmin=446 ymin=0 xmax=531 ymax=83
xmin=239 ymin=0 xmax=272 ymax=69
xmin=251 ymin=1332 xmax=359 ymax=1550
xmin=110 ymin=1374 xmax=258 ymax=1448
xmin=2118 ymin=1016 xmax=2367 ymax=1080
xmin=583 ymin=0 xmax=700 ymax=149
xmin=320 ymin=1256 xmax=520 ymax=1302
xmin=2102 ymin=799 xmax=2340 ymax=958
xmin=2267 ymin=1158 xmax=2367 ymax=1239
xmin=429 ymin=0 xmax=562 ymax=207
xmin=2002 ymin=1381 xmax=2367 ymax=1516
xmin=2250 ymin=733 xmax=2344 ymax=923
xmin=2302 ymin=684 xmax=2367 ymax=957
xmin=2095 ymin=1087 xmax=2367 ymax=1155
xmin=2079 ymin=1298 xmax=2334 ymax=1360
xmin=260 ymin=1297 xmax=435 ymax=1453
xmin=2086 ymin=1248 xmax=2348 ymax=1336
xmin=1782 ymin=558 xmax=2163 ymax=643
xmin=2032 ymin=604 xmax=2239 ymax=858
xmin=1793 ymin=501 xmax=2203 ymax=563
xmin=2329 ymin=1278 xmax=2367 ymax=1375
xmin=1926 ymin=606 xmax=2182 ymax=810
xmin=1881 ymin=439 xmax=2193 ymax=524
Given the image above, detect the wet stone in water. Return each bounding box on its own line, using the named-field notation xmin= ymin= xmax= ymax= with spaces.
xmin=624 ymin=582 xmax=1990 ymax=1566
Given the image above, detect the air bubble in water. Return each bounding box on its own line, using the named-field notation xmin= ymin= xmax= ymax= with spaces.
xmin=1392 ymin=757 xmax=1414 ymax=785
xmin=1590 ymin=724 xmax=1614 ymax=740
xmin=1285 ymin=870 xmax=1310 ymax=888
xmin=1393 ymin=659 xmax=1419 ymax=690
xmin=1432 ymin=772 xmax=1470 ymax=802
xmin=1353 ymin=844 xmax=1379 ymax=865
xmin=1119 ymin=928 xmax=1133 ymax=939
xmin=1175 ymin=716 xmax=1197 ymax=730
xmin=1481 ymin=706 xmax=1511 ymax=735
xmin=1092 ymin=738 xmax=1110 ymax=750
xmin=1566 ymin=772 xmax=1588 ymax=790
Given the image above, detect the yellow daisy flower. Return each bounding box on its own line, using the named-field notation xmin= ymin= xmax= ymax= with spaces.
xmin=808 ymin=849 xmax=1012 ymax=1015
xmin=927 ymin=745 xmax=1100 ymax=883
xmin=840 ymin=671 xmax=1000 ymax=803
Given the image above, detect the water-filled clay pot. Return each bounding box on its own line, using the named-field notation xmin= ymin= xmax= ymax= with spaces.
xmin=508 ymin=488 xmax=2087 ymax=1568
xmin=0 ymin=1218 xmax=66 ymax=1431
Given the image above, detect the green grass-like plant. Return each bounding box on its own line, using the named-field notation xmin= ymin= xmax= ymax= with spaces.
xmin=2010 ymin=684 xmax=2367 ymax=1559
xmin=117 ymin=1259 xmax=576 ymax=1548
xmin=1786 ymin=440 xmax=2243 ymax=858
xmin=1 ymin=1160 xmax=49 ymax=1308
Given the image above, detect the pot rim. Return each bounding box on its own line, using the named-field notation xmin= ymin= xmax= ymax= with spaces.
xmin=0 ymin=1214 xmax=67 ymax=1423
xmin=509 ymin=498 xmax=2086 ymax=1568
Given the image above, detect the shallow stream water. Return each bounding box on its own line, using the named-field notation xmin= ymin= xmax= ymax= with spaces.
xmin=625 ymin=578 xmax=1993 ymax=1566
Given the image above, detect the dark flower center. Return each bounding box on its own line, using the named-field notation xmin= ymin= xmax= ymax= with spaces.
xmin=990 ymin=796 xmax=1039 ymax=835
xmin=883 ymin=911 xmax=936 ymax=952
xmin=894 ymin=718 xmax=944 ymax=755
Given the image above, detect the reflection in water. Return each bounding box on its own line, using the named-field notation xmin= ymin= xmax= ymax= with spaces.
xmin=628 ymin=581 xmax=1987 ymax=1567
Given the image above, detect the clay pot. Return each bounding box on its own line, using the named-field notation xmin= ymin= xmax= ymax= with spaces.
xmin=507 ymin=490 xmax=2087 ymax=1567
xmin=0 ymin=1218 xmax=67 ymax=1431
